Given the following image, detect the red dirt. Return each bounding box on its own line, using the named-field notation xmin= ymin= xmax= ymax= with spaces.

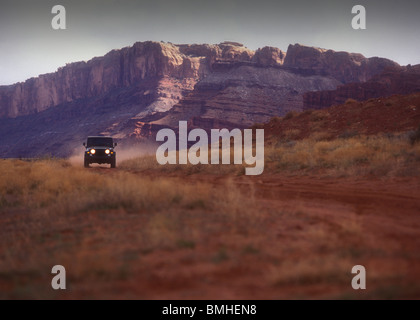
xmin=58 ymin=171 xmax=420 ymax=299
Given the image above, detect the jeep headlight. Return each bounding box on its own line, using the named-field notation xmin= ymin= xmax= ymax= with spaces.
xmin=90 ymin=149 xmax=96 ymax=154
xmin=105 ymin=149 xmax=110 ymax=154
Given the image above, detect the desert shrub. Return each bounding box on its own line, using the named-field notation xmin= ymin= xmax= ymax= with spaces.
xmin=283 ymin=128 xmax=301 ymax=140
xmin=269 ymin=116 xmax=282 ymax=124
xmin=250 ymin=123 xmax=265 ymax=130
xmin=338 ymin=130 xmax=359 ymax=139
xmin=310 ymin=110 xmax=330 ymax=122
xmin=409 ymin=125 xmax=420 ymax=145
xmin=302 ymin=109 xmax=314 ymax=116
xmin=283 ymin=111 xmax=299 ymax=120
xmin=310 ymin=131 xmax=334 ymax=141
xmin=345 ymin=98 xmax=358 ymax=104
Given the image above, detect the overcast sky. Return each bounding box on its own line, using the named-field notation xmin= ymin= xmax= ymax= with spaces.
xmin=0 ymin=0 xmax=419 ymax=85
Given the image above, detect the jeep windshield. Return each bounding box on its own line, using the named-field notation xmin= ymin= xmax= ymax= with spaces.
xmin=86 ymin=137 xmax=114 ymax=148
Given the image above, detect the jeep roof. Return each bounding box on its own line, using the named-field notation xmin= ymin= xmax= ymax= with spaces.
xmin=86 ymin=136 xmax=114 ymax=148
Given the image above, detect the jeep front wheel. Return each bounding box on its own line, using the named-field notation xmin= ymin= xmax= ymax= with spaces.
xmin=84 ymin=159 xmax=90 ymax=168
xmin=111 ymin=158 xmax=116 ymax=168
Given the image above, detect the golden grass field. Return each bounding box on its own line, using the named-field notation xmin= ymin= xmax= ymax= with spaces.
xmin=1 ymin=132 xmax=420 ymax=299
xmin=121 ymin=132 xmax=420 ymax=177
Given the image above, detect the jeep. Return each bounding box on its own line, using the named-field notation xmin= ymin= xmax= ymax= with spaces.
xmin=83 ymin=136 xmax=117 ymax=168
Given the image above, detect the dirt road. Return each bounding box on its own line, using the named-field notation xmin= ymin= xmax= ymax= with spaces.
xmin=114 ymin=171 xmax=420 ymax=299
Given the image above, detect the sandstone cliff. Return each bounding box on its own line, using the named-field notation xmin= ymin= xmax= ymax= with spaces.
xmin=0 ymin=41 xmax=406 ymax=157
xmin=283 ymin=44 xmax=399 ymax=83
xmin=0 ymin=42 xmax=398 ymax=119
xmin=0 ymin=42 xmax=207 ymax=118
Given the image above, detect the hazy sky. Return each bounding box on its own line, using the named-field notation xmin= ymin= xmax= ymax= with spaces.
xmin=0 ymin=0 xmax=419 ymax=85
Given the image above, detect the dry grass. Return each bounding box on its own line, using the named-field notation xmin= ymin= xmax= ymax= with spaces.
xmin=0 ymin=154 xmax=419 ymax=299
xmin=118 ymin=132 xmax=420 ymax=178
xmin=0 ymin=159 xmax=258 ymax=217
xmin=1 ymin=129 xmax=420 ymax=298
xmin=0 ymin=158 xmax=265 ymax=298
xmin=266 ymin=133 xmax=420 ymax=176
xmin=119 ymin=150 xmax=247 ymax=176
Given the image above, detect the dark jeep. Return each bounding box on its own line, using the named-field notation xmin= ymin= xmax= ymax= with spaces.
xmin=83 ymin=136 xmax=117 ymax=168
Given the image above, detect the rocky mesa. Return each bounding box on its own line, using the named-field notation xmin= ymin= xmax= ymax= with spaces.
xmin=0 ymin=41 xmax=404 ymax=157
xmin=0 ymin=41 xmax=398 ymax=119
